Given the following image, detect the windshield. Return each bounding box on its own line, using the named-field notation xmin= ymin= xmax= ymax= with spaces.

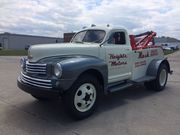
xmin=71 ymin=30 xmax=106 ymax=43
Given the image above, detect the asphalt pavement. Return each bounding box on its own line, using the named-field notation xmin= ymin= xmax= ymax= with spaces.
xmin=0 ymin=52 xmax=180 ymax=135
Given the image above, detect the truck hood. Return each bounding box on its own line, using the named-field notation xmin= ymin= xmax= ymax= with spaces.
xmin=28 ymin=43 xmax=100 ymax=62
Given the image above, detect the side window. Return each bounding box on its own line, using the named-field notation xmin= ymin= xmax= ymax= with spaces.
xmin=108 ymin=32 xmax=126 ymax=45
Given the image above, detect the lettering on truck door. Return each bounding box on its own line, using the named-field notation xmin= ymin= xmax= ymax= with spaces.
xmin=104 ymin=31 xmax=132 ymax=83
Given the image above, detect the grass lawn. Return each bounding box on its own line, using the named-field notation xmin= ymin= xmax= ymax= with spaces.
xmin=0 ymin=50 xmax=27 ymax=56
xmin=164 ymin=50 xmax=177 ymax=55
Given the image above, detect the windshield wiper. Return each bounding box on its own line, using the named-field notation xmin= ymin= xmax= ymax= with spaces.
xmin=91 ymin=38 xmax=104 ymax=43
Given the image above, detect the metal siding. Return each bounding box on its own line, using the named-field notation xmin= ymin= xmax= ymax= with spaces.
xmin=0 ymin=33 xmax=63 ymax=50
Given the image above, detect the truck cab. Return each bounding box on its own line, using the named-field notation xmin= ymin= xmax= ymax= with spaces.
xmin=17 ymin=26 xmax=172 ymax=119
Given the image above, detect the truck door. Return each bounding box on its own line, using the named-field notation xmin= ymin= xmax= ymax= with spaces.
xmin=103 ymin=31 xmax=132 ymax=83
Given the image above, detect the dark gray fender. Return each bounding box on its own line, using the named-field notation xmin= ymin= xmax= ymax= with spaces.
xmin=146 ymin=58 xmax=171 ymax=77
xmin=59 ymin=56 xmax=108 ymax=93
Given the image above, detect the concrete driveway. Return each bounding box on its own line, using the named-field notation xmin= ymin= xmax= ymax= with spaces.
xmin=0 ymin=52 xmax=180 ymax=135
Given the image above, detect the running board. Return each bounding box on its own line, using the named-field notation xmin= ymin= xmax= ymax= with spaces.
xmin=108 ymin=81 xmax=133 ymax=93
xmin=107 ymin=76 xmax=156 ymax=93
xmin=133 ymin=76 xmax=155 ymax=83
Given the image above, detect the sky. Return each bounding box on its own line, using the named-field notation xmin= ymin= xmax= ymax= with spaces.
xmin=0 ymin=0 xmax=180 ymax=39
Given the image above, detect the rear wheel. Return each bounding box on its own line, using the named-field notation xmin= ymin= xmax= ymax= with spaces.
xmin=145 ymin=64 xmax=168 ymax=91
xmin=62 ymin=74 xmax=101 ymax=120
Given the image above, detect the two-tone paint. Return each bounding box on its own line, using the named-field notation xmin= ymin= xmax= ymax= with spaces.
xmin=18 ymin=26 xmax=171 ymax=97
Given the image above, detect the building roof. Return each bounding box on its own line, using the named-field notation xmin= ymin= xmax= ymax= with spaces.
xmin=0 ymin=32 xmax=62 ymax=39
xmin=155 ymin=37 xmax=180 ymax=43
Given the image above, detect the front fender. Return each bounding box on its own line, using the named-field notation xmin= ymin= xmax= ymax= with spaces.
xmin=60 ymin=56 xmax=108 ymax=92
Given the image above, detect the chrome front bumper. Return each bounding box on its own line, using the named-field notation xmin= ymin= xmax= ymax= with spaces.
xmin=17 ymin=73 xmax=59 ymax=98
xmin=20 ymin=72 xmax=52 ymax=89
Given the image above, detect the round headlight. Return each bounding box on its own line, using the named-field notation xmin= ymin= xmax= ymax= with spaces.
xmin=54 ymin=63 xmax=62 ymax=77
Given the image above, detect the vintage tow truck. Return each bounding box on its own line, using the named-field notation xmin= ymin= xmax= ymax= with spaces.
xmin=17 ymin=26 xmax=172 ymax=119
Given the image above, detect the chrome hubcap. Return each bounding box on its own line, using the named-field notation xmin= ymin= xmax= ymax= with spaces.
xmin=74 ymin=83 xmax=96 ymax=112
xmin=159 ymin=69 xmax=167 ymax=86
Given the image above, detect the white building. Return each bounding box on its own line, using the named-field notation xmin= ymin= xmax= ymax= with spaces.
xmin=0 ymin=32 xmax=63 ymax=50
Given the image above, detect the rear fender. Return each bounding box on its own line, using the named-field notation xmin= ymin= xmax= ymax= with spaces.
xmin=146 ymin=58 xmax=171 ymax=77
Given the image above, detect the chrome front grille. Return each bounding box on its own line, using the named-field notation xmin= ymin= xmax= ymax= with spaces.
xmin=26 ymin=61 xmax=47 ymax=75
xmin=20 ymin=72 xmax=52 ymax=89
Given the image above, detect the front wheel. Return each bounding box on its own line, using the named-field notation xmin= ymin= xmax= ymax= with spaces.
xmin=62 ymin=74 xmax=101 ymax=120
xmin=145 ymin=64 xmax=168 ymax=91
